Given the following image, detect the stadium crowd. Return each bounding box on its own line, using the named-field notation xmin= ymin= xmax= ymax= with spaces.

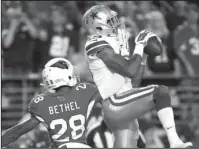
xmin=1 ymin=1 xmax=199 ymax=148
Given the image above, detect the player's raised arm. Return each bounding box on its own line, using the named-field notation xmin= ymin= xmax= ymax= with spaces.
xmin=131 ymin=53 xmax=148 ymax=87
xmin=1 ymin=115 xmax=40 ymax=147
xmin=96 ymin=47 xmax=141 ymax=78
xmin=95 ymin=31 xmax=157 ymax=79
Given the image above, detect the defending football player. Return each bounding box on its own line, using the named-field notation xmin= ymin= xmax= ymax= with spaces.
xmin=2 ymin=58 xmax=102 ymax=148
xmin=83 ymin=5 xmax=192 ymax=148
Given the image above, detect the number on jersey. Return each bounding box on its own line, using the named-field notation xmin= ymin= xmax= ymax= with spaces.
xmin=76 ymin=83 xmax=86 ymax=90
xmin=50 ymin=114 xmax=86 ymax=142
xmin=34 ymin=96 xmax=44 ymax=104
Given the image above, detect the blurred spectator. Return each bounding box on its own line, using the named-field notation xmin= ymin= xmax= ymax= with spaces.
xmin=133 ymin=1 xmax=157 ymax=31
xmin=31 ymin=18 xmax=48 ymax=73
xmin=145 ymin=10 xmax=178 ymax=74
xmin=62 ymin=1 xmax=82 ymax=53
xmin=34 ymin=6 xmax=75 ymax=70
xmin=173 ymin=3 xmax=199 ymax=78
xmin=165 ymin=1 xmax=187 ymax=32
xmin=122 ymin=1 xmax=137 ymax=18
xmin=145 ymin=10 xmax=169 ymax=38
xmin=152 ymin=1 xmax=174 ymax=16
xmin=2 ymin=4 xmax=37 ymax=74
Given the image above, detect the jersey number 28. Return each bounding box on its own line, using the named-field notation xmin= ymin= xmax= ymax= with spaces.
xmin=50 ymin=114 xmax=85 ymax=142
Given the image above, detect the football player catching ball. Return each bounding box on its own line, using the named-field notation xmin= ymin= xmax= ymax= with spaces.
xmin=83 ymin=5 xmax=192 ymax=148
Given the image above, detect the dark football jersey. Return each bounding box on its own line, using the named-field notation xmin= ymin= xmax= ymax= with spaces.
xmin=28 ymin=82 xmax=98 ymax=147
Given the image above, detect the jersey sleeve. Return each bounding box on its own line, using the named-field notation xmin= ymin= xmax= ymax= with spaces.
xmin=85 ymin=39 xmax=113 ymax=56
xmin=28 ymin=95 xmax=45 ymax=122
xmin=84 ymin=83 xmax=98 ymax=98
xmin=82 ymin=82 xmax=103 ymax=103
xmin=84 ymin=83 xmax=103 ymax=120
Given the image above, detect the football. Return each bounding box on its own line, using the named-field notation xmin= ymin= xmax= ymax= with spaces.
xmin=144 ymin=36 xmax=163 ymax=56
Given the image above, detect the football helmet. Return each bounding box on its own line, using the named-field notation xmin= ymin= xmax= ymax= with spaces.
xmin=82 ymin=5 xmax=124 ymax=36
xmin=42 ymin=58 xmax=79 ymax=90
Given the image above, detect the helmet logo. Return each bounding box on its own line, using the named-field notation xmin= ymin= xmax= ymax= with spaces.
xmin=90 ymin=11 xmax=98 ymax=20
xmin=85 ymin=11 xmax=99 ymax=24
xmin=51 ymin=60 xmax=69 ymax=69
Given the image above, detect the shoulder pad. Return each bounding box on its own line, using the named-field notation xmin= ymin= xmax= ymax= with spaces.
xmin=87 ymin=35 xmax=102 ymax=42
xmin=85 ymin=35 xmax=104 ymax=47
xmin=85 ymin=37 xmax=112 ymax=56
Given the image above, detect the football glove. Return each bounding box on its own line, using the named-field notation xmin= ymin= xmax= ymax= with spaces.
xmin=135 ymin=30 xmax=158 ymax=47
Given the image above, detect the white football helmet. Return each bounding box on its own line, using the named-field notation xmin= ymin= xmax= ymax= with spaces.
xmin=41 ymin=58 xmax=79 ymax=90
xmin=82 ymin=5 xmax=125 ymax=37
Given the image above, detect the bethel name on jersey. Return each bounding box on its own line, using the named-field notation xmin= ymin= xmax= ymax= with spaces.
xmin=48 ymin=101 xmax=80 ymax=115
xmin=28 ymin=83 xmax=97 ymax=147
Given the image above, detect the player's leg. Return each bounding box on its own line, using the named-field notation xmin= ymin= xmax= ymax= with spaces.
xmin=102 ymin=87 xmax=156 ymax=127
xmin=113 ymin=119 xmax=139 ymax=148
xmin=102 ymin=85 xmax=192 ymax=148
xmin=113 ymin=122 xmax=146 ymax=148
xmin=112 ymin=84 xmax=192 ymax=148
xmin=102 ymin=86 xmax=156 ymax=148
xmin=153 ymin=85 xmax=192 ymax=148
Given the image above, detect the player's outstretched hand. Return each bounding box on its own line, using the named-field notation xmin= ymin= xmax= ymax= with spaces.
xmin=135 ymin=30 xmax=163 ymax=56
xmin=135 ymin=30 xmax=158 ymax=47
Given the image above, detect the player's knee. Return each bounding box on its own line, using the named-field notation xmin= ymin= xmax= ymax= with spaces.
xmin=153 ymin=85 xmax=171 ymax=111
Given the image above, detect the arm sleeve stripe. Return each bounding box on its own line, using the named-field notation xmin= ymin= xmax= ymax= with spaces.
xmin=87 ymin=44 xmax=111 ymax=55
xmin=86 ymin=40 xmax=109 ymax=51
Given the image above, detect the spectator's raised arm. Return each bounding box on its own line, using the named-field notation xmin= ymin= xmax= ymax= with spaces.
xmin=20 ymin=13 xmax=38 ymax=38
xmin=2 ymin=17 xmax=20 ymax=49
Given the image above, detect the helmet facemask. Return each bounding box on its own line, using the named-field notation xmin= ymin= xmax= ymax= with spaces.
xmin=98 ymin=8 xmax=125 ymax=37
xmin=83 ymin=5 xmax=126 ymax=38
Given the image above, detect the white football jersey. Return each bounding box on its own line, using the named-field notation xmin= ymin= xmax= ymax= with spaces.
xmin=85 ymin=32 xmax=133 ymax=100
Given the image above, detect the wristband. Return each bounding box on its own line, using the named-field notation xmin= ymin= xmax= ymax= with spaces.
xmin=133 ymin=44 xmax=144 ymax=57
